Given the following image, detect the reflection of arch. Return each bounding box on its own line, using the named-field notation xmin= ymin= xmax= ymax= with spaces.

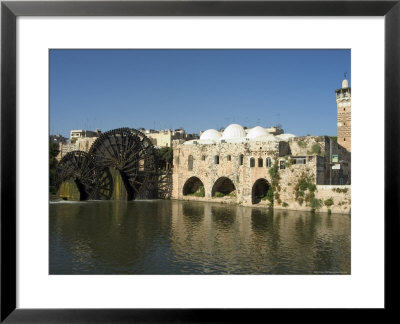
xmin=252 ymin=178 xmax=270 ymax=204
xmin=182 ymin=201 xmax=204 ymax=218
xmin=211 ymin=205 xmax=235 ymax=229
xmin=212 ymin=177 xmax=236 ymax=197
xmin=183 ymin=176 xmax=205 ymax=196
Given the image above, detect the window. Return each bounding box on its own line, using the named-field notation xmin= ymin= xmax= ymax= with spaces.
xmin=250 ymin=158 xmax=255 ymax=168
xmin=214 ymin=155 xmax=220 ymax=164
xmin=279 ymin=160 xmax=286 ymax=170
xmin=188 ymin=155 xmax=193 ymax=171
xmin=258 ymin=158 xmax=263 ymax=167
xmin=344 ymin=138 xmax=346 ymax=141
xmin=227 ymin=155 xmax=231 ymax=161
xmin=202 ymin=155 xmax=206 ymax=161
xmin=266 ymin=157 xmax=272 ymax=168
xmin=240 ymin=155 xmax=244 ymax=165
xmin=292 ymin=157 xmax=306 ymax=165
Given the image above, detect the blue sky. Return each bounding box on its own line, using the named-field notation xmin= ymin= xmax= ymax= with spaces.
xmin=50 ymin=49 xmax=350 ymax=138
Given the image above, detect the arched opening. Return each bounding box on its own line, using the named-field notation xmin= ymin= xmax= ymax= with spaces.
xmin=252 ymin=178 xmax=271 ymax=204
xmin=57 ymin=179 xmax=82 ymax=201
xmin=212 ymin=177 xmax=236 ymax=198
xmin=183 ymin=177 xmax=205 ymax=197
xmin=250 ymin=158 xmax=255 ymax=167
xmin=75 ymin=179 xmax=89 ymax=201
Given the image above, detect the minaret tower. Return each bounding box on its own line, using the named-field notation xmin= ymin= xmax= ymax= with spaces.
xmin=335 ymin=75 xmax=351 ymax=152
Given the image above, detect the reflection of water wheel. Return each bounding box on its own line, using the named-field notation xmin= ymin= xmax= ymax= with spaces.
xmin=88 ymin=128 xmax=157 ymax=199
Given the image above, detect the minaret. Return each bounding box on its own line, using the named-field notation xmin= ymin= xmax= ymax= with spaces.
xmin=335 ymin=76 xmax=351 ymax=152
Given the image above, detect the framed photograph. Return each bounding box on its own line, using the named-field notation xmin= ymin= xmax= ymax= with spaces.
xmin=1 ymin=0 xmax=398 ymax=321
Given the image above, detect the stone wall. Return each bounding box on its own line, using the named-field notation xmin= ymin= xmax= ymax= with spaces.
xmin=146 ymin=131 xmax=172 ymax=147
xmin=172 ymin=136 xmax=351 ymax=214
xmin=57 ymin=179 xmax=81 ymax=200
xmin=289 ymin=136 xmax=351 ymax=185
xmin=172 ymin=140 xmax=283 ymax=204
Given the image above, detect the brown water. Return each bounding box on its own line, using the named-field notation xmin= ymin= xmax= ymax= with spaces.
xmin=49 ymin=200 xmax=350 ymax=274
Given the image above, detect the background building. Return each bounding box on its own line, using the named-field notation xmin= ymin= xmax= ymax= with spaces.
xmin=144 ymin=128 xmax=199 ymax=148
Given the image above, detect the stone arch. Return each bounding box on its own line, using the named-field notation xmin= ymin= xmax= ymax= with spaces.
xmin=252 ymin=178 xmax=271 ymax=204
xmin=212 ymin=177 xmax=236 ymax=197
xmin=183 ymin=176 xmax=205 ymax=197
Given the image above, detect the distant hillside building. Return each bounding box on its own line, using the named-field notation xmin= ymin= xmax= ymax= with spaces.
xmin=70 ymin=129 xmax=102 ymax=141
xmin=57 ymin=129 xmax=102 ymax=161
xmin=145 ymin=128 xmax=199 ymax=148
xmin=50 ymin=134 xmax=68 ymax=145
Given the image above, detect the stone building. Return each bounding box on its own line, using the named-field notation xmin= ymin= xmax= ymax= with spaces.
xmin=171 ymin=79 xmax=352 ymax=213
xmin=56 ymin=137 xmax=99 ymax=161
xmin=57 ymin=129 xmax=103 ymax=160
xmin=171 ymin=123 xmax=351 ymax=213
xmin=336 ymin=78 xmax=351 ymax=152
xmin=70 ymin=129 xmax=101 ymax=141
xmin=145 ymin=128 xmax=199 ymax=148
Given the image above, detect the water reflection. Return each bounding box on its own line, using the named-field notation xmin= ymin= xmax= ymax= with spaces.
xmin=50 ymin=200 xmax=350 ymax=274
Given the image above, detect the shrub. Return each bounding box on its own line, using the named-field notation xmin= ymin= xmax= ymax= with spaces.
xmin=311 ymin=143 xmax=322 ymax=154
xmin=297 ymin=140 xmax=307 ymax=148
xmin=294 ymin=172 xmax=321 ymax=210
xmin=310 ymin=198 xmax=322 ymax=211
xmin=324 ymin=198 xmax=334 ymax=208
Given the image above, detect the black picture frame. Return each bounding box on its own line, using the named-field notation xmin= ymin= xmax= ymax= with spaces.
xmin=1 ymin=0 xmax=399 ymax=322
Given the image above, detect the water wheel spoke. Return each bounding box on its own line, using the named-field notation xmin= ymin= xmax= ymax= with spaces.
xmin=58 ymin=128 xmax=158 ymax=200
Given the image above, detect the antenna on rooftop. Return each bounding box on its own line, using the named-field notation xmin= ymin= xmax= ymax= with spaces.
xmin=344 ymin=72 xmax=347 ymax=79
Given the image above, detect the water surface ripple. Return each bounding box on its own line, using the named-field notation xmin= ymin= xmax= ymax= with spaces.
xmin=49 ymin=200 xmax=350 ymax=274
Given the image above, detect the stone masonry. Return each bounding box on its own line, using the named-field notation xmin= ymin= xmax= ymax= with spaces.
xmin=172 ymin=135 xmax=351 ymax=214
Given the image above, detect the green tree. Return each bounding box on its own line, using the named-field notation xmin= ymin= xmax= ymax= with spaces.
xmin=154 ymin=147 xmax=173 ymax=170
xmin=49 ymin=140 xmax=59 ymax=193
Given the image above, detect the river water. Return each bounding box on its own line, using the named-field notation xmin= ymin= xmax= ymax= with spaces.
xmin=49 ymin=200 xmax=350 ymax=274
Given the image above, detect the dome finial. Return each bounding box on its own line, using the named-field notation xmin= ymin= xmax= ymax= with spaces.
xmin=342 ymin=72 xmax=349 ymax=89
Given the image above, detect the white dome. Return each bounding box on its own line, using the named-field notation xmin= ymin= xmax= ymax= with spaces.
xmin=246 ymin=126 xmax=270 ymax=139
xmin=200 ymin=129 xmax=221 ymax=141
xmin=342 ymin=79 xmax=349 ymax=89
xmin=221 ymin=124 xmax=246 ymax=140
